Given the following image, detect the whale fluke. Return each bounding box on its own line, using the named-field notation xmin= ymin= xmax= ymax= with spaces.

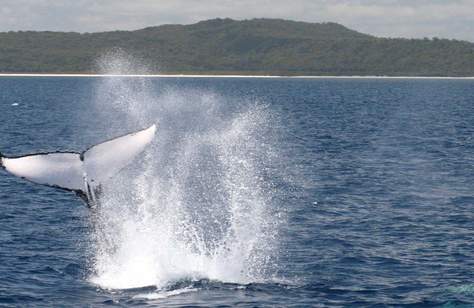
xmin=0 ymin=124 xmax=156 ymax=206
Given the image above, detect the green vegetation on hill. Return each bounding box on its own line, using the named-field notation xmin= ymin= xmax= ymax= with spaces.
xmin=0 ymin=18 xmax=473 ymax=76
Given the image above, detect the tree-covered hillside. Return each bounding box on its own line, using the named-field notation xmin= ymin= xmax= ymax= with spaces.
xmin=0 ymin=18 xmax=473 ymax=76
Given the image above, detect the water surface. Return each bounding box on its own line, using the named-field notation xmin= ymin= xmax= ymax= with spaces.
xmin=0 ymin=76 xmax=474 ymax=307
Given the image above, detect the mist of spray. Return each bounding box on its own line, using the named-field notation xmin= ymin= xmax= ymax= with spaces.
xmin=88 ymin=51 xmax=283 ymax=290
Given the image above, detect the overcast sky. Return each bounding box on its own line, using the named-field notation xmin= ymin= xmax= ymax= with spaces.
xmin=1 ymin=0 xmax=473 ymax=42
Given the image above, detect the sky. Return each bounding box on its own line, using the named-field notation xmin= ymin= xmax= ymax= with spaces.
xmin=1 ymin=0 xmax=473 ymax=42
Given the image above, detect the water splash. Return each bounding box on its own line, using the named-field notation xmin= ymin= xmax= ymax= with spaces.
xmin=88 ymin=52 xmax=283 ymax=290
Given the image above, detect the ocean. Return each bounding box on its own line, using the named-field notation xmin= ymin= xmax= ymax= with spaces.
xmin=0 ymin=76 xmax=473 ymax=307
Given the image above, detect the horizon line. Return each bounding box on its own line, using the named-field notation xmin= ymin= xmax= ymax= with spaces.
xmin=0 ymin=73 xmax=473 ymax=79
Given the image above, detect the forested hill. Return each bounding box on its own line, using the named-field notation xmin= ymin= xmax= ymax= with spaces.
xmin=1 ymin=18 xmax=474 ymax=76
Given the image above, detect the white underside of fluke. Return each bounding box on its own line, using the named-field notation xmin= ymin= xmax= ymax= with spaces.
xmin=1 ymin=124 xmax=156 ymax=193
xmin=2 ymin=152 xmax=84 ymax=190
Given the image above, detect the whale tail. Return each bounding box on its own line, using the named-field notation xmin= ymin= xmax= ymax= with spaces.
xmin=0 ymin=124 xmax=156 ymax=206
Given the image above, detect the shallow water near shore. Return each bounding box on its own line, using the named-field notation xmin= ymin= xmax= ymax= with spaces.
xmin=0 ymin=76 xmax=474 ymax=306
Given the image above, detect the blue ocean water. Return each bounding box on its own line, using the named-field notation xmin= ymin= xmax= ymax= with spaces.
xmin=0 ymin=76 xmax=473 ymax=307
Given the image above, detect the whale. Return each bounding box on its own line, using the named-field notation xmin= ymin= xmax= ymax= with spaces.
xmin=0 ymin=124 xmax=156 ymax=207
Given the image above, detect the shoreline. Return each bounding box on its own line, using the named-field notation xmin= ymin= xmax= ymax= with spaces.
xmin=0 ymin=73 xmax=473 ymax=79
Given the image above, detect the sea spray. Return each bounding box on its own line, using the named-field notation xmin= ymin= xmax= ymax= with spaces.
xmin=88 ymin=52 xmax=283 ymax=289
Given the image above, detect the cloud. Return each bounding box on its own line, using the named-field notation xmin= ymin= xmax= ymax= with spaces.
xmin=0 ymin=0 xmax=473 ymax=41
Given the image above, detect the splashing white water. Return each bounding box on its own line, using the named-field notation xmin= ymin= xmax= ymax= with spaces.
xmin=88 ymin=52 xmax=282 ymax=290
xmin=133 ymin=287 xmax=199 ymax=300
